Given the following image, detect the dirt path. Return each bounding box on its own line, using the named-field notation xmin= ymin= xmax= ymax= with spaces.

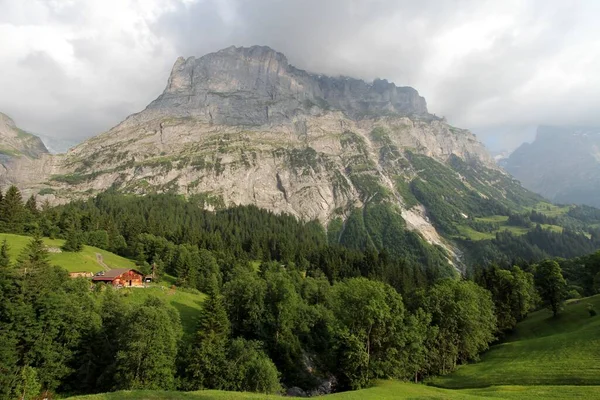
xmin=95 ymin=253 xmax=110 ymax=271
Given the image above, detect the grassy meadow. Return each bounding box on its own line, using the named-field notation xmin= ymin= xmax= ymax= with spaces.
xmin=430 ymin=295 xmax=600 ymax=389
xmin=114 ymin=286 xmax=206 ymax=336
xmin=0 ymin=232 xmax=135 ymax=273
xmin=456 ymin=213 xmax=566 ymax=241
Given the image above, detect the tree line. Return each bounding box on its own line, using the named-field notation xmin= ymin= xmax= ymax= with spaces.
xmin=0 ymin=187 xmax=585 ymax=398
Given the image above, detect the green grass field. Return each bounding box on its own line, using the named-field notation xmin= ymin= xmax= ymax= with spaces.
xmin=430 ymin=295 xmax=600 ymax=389
xmin=0 ymin=233 xmax=135 ymax=273
xmin=66 ymin=381 xmax=600 ymax=400
xmin=115 ymin=286 xmax=206 ymax=336
xmin=456 ymin=215 xmax=565 ymax=241
xmin=67 ymin=295 xmax=600 ymax=399
xmin=530 ymin=202 xmax=572 ymax=217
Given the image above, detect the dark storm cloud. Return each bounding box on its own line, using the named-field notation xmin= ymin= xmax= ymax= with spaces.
xmin=1 ymin=0 xmax=599 ymax=151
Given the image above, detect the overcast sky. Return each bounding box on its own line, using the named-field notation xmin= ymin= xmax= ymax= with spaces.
xmin=1 ymin=0 xmax=599 ymax=152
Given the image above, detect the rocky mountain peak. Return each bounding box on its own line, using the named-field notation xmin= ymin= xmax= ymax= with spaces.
xmin=0 ymin=112 xmax=17 ymax=133
xmin=145 ymin=45 xmax=429 ymax=126
xmin=0 ymin=112 xmax=48 ymax=159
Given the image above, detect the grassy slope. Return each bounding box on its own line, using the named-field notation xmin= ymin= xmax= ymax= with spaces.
xmin=68 ymin=296 xmax=600 ymax=400
xmin=116 ymin=286 xmax=206 ymax=336
xmin=430 ymin=295 xmax=600 ymax=389
xmin=66 ymin=382 xmax=600 ymax=400
xmin=456 ymin=213 xmax=565 ymax=241
xmin=0 ymin=233 xmax=206 ymax=336
xmin=0 ymin=233 xmax=135 ymax=273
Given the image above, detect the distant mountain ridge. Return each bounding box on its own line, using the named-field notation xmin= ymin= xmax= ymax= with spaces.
xmin=504 ymin=125 xmax=600 ymax=207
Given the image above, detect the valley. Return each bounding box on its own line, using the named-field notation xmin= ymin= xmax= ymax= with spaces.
xmin=0 ymin=44 xmax=599 ymax=400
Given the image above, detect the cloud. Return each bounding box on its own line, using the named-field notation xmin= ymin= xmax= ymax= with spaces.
xmin=1 ymin=0 xmax=599 ymax=151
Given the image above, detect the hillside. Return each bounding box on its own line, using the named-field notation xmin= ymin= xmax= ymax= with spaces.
xmin=504 ymin=125 xmax=600 ymax=208
xmin=66 ymin=295 xmax=600 ymax=400
xmin=430 ymin=294 xmax=600 ymax=388
xmin=0 ymin=232 xmax=135 ymax=273
xmin=0 ymin=45 xmax=552 ymax=268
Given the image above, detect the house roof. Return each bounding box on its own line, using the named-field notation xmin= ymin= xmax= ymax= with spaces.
xmin=92 ymin=268 xmax=143 ymax=281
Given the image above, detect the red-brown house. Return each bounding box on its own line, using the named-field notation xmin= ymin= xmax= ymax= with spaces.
xmin=92 ymin=268 xmax=145 ymax=287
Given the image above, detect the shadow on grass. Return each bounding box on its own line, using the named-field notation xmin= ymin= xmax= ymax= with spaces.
xmin=171 ymin=300 xmax=203 ymax=336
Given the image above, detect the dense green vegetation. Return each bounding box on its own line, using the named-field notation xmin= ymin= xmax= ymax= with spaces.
xmin=66 ymin=295 xmax=600 ymax=399
xmin=0 ymin=185 xmax=598 ymax=399
xmin=399 ymin=152 xmax=600 ymax=265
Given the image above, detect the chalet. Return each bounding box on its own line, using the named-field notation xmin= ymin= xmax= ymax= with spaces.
xmin=92 ymin=268 xmax=145 ymax=287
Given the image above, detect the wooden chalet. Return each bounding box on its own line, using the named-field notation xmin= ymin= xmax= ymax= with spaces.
xmin=92 ymin=268 xmax=145 ymax=287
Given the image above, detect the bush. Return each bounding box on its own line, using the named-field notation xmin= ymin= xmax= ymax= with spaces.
xmin=225 ymin=338 xmax=281 ymax=394
xmin=587 ymin=303 xmax=597 ymax=317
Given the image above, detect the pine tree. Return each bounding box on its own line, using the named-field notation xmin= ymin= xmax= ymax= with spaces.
xmin=25 ymin=195 xmax=38 ymax=217
xmin=62 ymin=230 xmax=83 ymax=252
xmin=1 ymin=185 xmax=24 ymax=228
xmin=0 ymin=239 xmax=10 ymax=268
xmin=18 ymin=234 xmax=49 ymax=269
xmin=186 ymin=276 xmax=230 ymax=390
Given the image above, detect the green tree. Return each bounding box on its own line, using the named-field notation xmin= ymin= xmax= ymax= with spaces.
xmin=225 ymin=338 xmax=281 ymax=394
xmin=0 ymin=239 xmax=11 ymax=268
xmin=330 ymin=278 xmax=409 ymax=389
xmin=1 ymin=185 xmax=25 ymax=229
xmin=223 ymin=266 xmax=267 ymax=338
xmin=423 ymin=279 xmax=496 ymax=374
xmin=185 ymin=278 xmax=230 ymax=390
xmin=25 ymin=195 xmax=38 ymax=217
xmin=113 ymin=297 xmax=182 ymax=390
xmin=14 ymin=366 xmax=41 ymax=400
xmin=18 ymin=234 xmax=49 ymax=270
xmin=62 ymin=230 xmax=83 ymax=252
xmin=535 ymin=260 xmax=567 ymax=317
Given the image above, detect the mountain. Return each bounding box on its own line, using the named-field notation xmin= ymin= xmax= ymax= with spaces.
xmin=504 ymin=125 xmax=600 ymax=208
xmin=3 ymin=46 xmax=598 ymax=267
xmin=0 ymin=112 xmax=48 ymax=159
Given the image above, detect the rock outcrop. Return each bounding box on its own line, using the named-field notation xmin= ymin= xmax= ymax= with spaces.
xmin=141 ymin=45 xmax=428 ymax=127
xmin=0 ymin=112 xmax=48 ymax=159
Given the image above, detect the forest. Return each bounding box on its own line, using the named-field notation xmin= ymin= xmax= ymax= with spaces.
xmin=0 ymin=186 xmax=598 ymax=399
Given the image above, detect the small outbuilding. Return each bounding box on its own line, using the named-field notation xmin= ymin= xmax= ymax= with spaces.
xmin=92 ymin=268 xmax=145 ymax=287
xmin=69 ymin=271 xmax=94 ymax=278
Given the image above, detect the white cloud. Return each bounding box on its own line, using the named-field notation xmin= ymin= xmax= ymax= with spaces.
xmin=0 ymin=0 xmax=599 ymax=151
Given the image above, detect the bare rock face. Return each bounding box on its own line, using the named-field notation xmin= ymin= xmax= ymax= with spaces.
xmin=0 ymin=46 xmax=503 ymax=263
xmin=0 ymin=112 xmax=48 ymax=159
xmin=135 ymin=45 xmax=428 ymax=126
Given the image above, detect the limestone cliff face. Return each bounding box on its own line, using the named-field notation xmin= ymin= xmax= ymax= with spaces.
xmin=0 ymin=46 xmax=502 ymax=261
xmin=139 ymin=45 xmax=428 ymax=127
